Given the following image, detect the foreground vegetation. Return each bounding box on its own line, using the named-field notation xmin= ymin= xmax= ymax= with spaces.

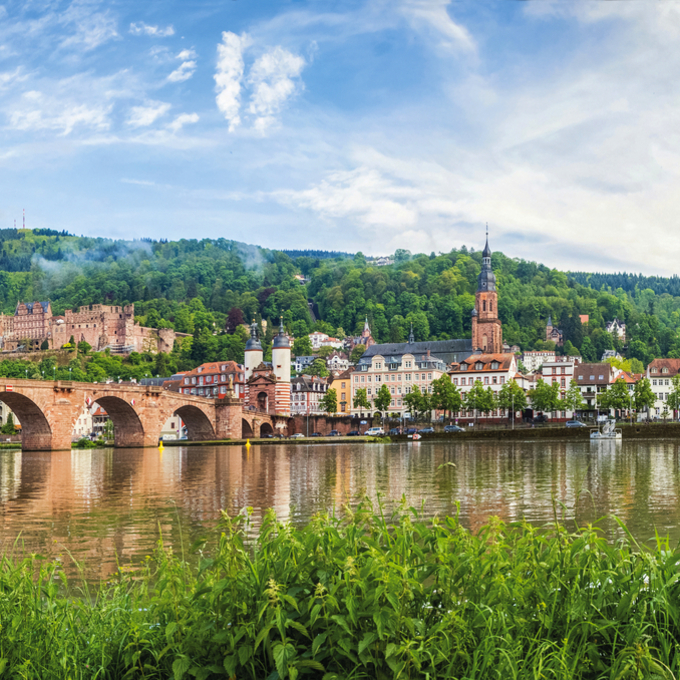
xmin=2 ymin=502 xmax=680 ymax=679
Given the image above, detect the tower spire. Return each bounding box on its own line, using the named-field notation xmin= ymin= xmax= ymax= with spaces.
xmin=408 ymin=323 xmax=414 ymax=344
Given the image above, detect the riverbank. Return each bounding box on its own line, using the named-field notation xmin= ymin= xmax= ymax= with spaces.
xmin=1 ymin=503 xmax=679 ymax=679
xmin=160 ymin=421 xmax=680 ymax=447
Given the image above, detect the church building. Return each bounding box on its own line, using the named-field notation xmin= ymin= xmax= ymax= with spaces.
xmin=471 ymin=234 xmax=503 ymax=353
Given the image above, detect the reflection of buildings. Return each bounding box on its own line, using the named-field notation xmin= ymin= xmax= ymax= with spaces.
xmin=0 ymin=441 xmax=679 ymax=584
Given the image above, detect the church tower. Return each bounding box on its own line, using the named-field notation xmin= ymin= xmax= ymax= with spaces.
xmin=471 ymin=231 xmax=503 ymax=353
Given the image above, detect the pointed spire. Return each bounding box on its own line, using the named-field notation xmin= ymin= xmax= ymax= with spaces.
xmin=279 ymin=315 xmax=285 ymax=335
xmin=547 ymin=314 xmax=552 ymax=328
xmin=482 ymin=224 xmax=491 ymax=259
xmin=408 ymin=323 xmax=415 ymax=344
xmin=273 ymin=313 xmax=290 ymax=349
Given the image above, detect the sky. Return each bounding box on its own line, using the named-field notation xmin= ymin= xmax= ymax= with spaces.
xmin=0 ymin=0 xmax=678 ymax=274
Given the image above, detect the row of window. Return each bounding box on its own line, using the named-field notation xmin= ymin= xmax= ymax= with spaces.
xmin=652 ymin=379 xmax=670 ymax=386
xmin=356 ymin=385 xmax=432 ymax=397
xmin=355 ymin=373 xmax=433 ymax=383
xmin=453 ymin=376 xmax=507 ymax=386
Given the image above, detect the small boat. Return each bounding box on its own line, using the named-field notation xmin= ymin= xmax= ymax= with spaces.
xmin=408 ymin=433 xmax=421 ymax=440
xmin=590 ymin=418 xmax=622 ymax=441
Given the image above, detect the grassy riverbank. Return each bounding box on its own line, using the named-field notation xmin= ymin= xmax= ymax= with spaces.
xmin=2 ymin=503 xmax=680 ymax=679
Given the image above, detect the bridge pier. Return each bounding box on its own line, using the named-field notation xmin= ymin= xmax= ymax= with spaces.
xmin=215 ymin=396 xmax=244 ymax=439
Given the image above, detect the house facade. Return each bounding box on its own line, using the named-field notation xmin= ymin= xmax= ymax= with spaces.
xmin=173 ymin=361 xmax=245 ymax=398
xmin=647 ymin=359 xmax=680 ymax=416
xmin=330 ymin=368 xmax=354 ymax=413
xmin=290 ymin=375 xmax=329 ymax=415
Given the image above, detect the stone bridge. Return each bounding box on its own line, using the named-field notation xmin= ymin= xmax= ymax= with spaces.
xmin=0 ymin=379 xmax=286 ymax=451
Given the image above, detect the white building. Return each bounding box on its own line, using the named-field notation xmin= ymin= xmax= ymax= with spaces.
xmin=540 ymin=360 xmax=578 ymax=419
xmin=449 ymin=353 xmax=519 ymax=420
xmin=73 ymin=405 xmax=93 ymax=439
xmin=294 ymin=355 xmax=316 ymax=373
xmin=647 ymin=359 xmax=680 ymax=416
xmin=327 ymin=352 xmax=349 ymax=372
xmin=290 ymin=375 xmax=329 ymax=415
xmin=309 ymin=331 xmax=343 ymax=350
xmin=521 ymin=351 xmax=556 ymax=372
xmin=606 ymin=318 xmax=626 ymax=341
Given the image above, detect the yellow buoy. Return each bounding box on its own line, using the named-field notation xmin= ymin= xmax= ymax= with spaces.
xmin=246 ymin=439 xmax=251 ymax=448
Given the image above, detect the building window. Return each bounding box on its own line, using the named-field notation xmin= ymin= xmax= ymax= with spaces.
xmin=500 ymin=377 xmax=505 ymax=384
xmin=453 ymin=378 xmax=458 ymax=385
xmin=484 ymin=377 xmax=489 ymax=385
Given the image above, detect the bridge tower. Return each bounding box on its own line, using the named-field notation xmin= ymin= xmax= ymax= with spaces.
xmin=272 ymin=317 xmax=291 ymax=414
xmin=244 ymin=320 xmax=263 ymax=381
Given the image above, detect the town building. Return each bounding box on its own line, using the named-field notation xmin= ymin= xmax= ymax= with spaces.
xmin=330 ymin=368 xmax=354 ymax=413
xmin=539 ymin=359 xmax=578 ymax=419
xmin=309 ymin=331 xmax=343 ymax=350
xmin=521 ymin=351 xmax=557 ymax=372
xmin=172 ymin=362 xmax=245 ymax=398
xmin=290 ymin=375 xmax=329 ymax=415
xmin=449 ymin=353 xmax=519 ymax=420
xmin=574 ymin=362 xmax=619 ymax=411
xmin=73 ymin=404 xmax=93 ymax=439
xmin=293 ymin=355 xmax=317 ymax=374
xmin=545 ymin=315 xmax=564 ymax=347
xmin=344 ymin=318 xmax=376 ymax=354
xmin=353 ymin=338 xmax=449 ymax=417
xmin=606 ymin=318 xmax=626 ymax=342
xmin=0 ymin=302 xmax=185 ymax=354
xmin=326 ymin=351 xmax=349 ymax=372
xmin=647 ymin=359 xmax=680 ymax=416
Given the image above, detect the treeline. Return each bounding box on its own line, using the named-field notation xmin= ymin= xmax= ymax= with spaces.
xmin=3 ymin=229 xmax=680 ymax=368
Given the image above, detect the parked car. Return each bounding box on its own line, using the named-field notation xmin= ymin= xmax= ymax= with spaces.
xmin=565 ymin=420 xmax=587 ymax=428
xmin=311 ymin=432 xmax=322 ymax=437
xmin=261 ymin=433 xmax=275 ymax=438
xmin=533 ymin=414 xmax=548 ymax=423
xmin=405 ymin=427 xmax=418 ymax=435
xmin=328 ymin=430 xmax=340 ymax=436
xmin=444 ymin=424 xmax=464 ymax=433
xmin=419 ymin=427 xmax=435 ymax=434
xmin=347 ymin=430 xmax=360 ymax=436
xmin=365 ymin=427 xmax=384 ymax=436
xmin=388 ymin=427 xmax=401 ymax=435
xmin=290 ymin=433 xmax=305 ymax=439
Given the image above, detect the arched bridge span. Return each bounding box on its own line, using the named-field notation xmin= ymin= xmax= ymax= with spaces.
xmin=0 ymin=379 xmax=270 ymax=451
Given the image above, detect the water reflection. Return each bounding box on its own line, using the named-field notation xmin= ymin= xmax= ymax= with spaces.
xmin=0 ymin=440 xmax=679 ymax=580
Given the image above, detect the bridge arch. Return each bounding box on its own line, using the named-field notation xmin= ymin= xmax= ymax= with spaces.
xmin=0 ymin=392 xmax=52 ymax=450
xmin=93 ymin=396 xmax=145 ymax=448
xmin=259 ymin=422 xmax=273 ymax=437
xmin=242 ymin=419 xmax=254 ymax=438
xmin=173 ymin=405 xmax=215 ymax=441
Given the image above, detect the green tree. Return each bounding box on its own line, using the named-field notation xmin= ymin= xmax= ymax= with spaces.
xmin=0 ymin=412 xmax=14 ymax=435
xmin=497 ymin=379 xmax=527 ymax=415
xmin=40 ymin=339 xmax=49 ymax=350
xmin=464 ymin=380 xmax=494 ymax=416
xmin=666 ymin=375 xmax=680 ymax=414
xmin=353 ymin=387 xmax=370 ymax=411
xmin=316 ymin=346 xmax=335 ymax=359
xmin=529 ymin=378 xmax=561 ymax=415
xmin=430 ymin=375 xmax=462 ymax=420
xmin=630 ymin=358 xmax=645 ymax=374
xmin=562 ymin=380 xmax=584 ymax=413
xmin=307 ymin=358 xmax=329 ymax=378
xmin=580 ymin=337 xmax=596 ymax=362
xmin=403 ymin=384 xmax=423 ymax=419
xmin=350 ymin=344 xmax=367 ymax=364
xmin=374 ymin=384 xmax=392 ymax=416
xmin=292 ymin=336 xmax=312 ymax=357
xmin=634 ymin=377 xmax=656 ymax=414
xmin=599 ymin=377 xmax=631 ymax=412
xmin=77 ymin=341 xmax=92 ymax=355
xmin=319 ymin=388 xmax=338 ymax=414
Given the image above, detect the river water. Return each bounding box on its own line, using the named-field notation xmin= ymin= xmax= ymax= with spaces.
xmin=0 ymin=439 xmax=679 ymax=579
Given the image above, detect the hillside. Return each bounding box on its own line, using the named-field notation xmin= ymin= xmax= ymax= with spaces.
xmin=0 ymin=229 xmax=675 ymax=371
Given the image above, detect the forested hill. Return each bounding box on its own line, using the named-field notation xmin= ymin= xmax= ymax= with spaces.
xmin=569 ymin=271 xmax=680 ymax=298
xmin=0 ymin=229 xmax=677 ymax=368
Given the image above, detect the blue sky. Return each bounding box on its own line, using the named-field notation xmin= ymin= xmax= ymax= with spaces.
xmin=0 ymin=0 xmax=677 ymax=273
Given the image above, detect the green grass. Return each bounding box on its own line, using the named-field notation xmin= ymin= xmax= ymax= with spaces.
xmin=0 ymin=502 xmax=679 ymax=678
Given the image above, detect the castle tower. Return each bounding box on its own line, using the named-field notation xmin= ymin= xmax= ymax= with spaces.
xmin=546 ymin=314 xmax=553 ymax=342
xmin=244 ymin=320 xmax=263 ymax=382
xmin=271 ymin=317 xmax=291 ymax=415
xmin=471 ymin=231 xmax=503 ymax=353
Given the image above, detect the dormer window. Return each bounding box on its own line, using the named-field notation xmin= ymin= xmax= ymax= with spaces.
xmin=460 ymin=364 xmax=468 ymax=371
xmin=198 ymin=367 xmax=203 ymax=373
xmin=491 ymin=362 xmax=499 ymax=370
xmin=475 ymin=362 xmax=483 ymax=370
xmin=652 ymin=368 xmax=658 ymax=373
xmin=663 ymin=368 xmax=669 ymax=373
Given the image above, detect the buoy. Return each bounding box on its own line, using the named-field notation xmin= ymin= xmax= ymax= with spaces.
xmin=246 ymin=439 xmax=251 ymax=448
xmin=158 ymin=442 xmax=164 ymax=451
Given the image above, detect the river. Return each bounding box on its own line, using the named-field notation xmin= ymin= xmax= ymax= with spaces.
xmin=0 ymin=439 xmax=678 ymax=579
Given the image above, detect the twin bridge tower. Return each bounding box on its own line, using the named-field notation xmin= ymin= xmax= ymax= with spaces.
xmin=0 ymin=379 xmax=280 ymax=451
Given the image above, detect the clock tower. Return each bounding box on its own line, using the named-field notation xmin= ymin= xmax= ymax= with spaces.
xmin=471 ymin=231 xmax=503 ymax=353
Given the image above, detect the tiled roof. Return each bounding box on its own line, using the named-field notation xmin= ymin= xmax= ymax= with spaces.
xmin=574 ymin=363 xmax=613 ymax=384
xmin=182 ymin=361 xmax=243 ymax=379
xmin=648 ymin=359 xmax=680 ymax=377
xmin=360 ymin=338 xmax=473 ymax=365
xmin=450 ymin=353 xmax=515 ymax=373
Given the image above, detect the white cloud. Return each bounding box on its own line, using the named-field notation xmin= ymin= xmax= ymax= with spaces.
xmin=9 ymin=90 xmax=111 ymax=135
xmin=177 ymin=49 xmax=197 ymax=61
xmin=214 ymin=31 xmax=250 ymax=131
xmin=399 ymin=0 xmax=476 ymax=52
xmin=168 ymin=60 xmax=196 ymax=83
xmin=247 ymin=46 xmax=305 ymax=132
xmin=127 ymin=101 xmax=171 ymax=127
xmin=168 ymin=113 xmax=199 ymax=132
xmin=60 ymin=4 xmax=118 ymax=51
xmin=129 ymin=22 xmax=174 ymax=37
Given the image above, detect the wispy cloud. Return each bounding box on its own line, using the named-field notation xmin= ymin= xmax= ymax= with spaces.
xmin=399 ymin=0 xmax=476 ymax=53
xmin=168 ymin=60 xmax=196 ymax=83
xmin=60 ymin=4 xmax=118 ymax=51
xmin=127 ymin=101 xmax=171 ymax=127
xmin=168 ymin=112 xmax=199 ymax=132
xmin=214 ymin=31 xmax=250 ymax=131
xmin=247 ymin=47 xmax=305 ymax=132
xmin=129 ymin=22 xmax=174 ymax=38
